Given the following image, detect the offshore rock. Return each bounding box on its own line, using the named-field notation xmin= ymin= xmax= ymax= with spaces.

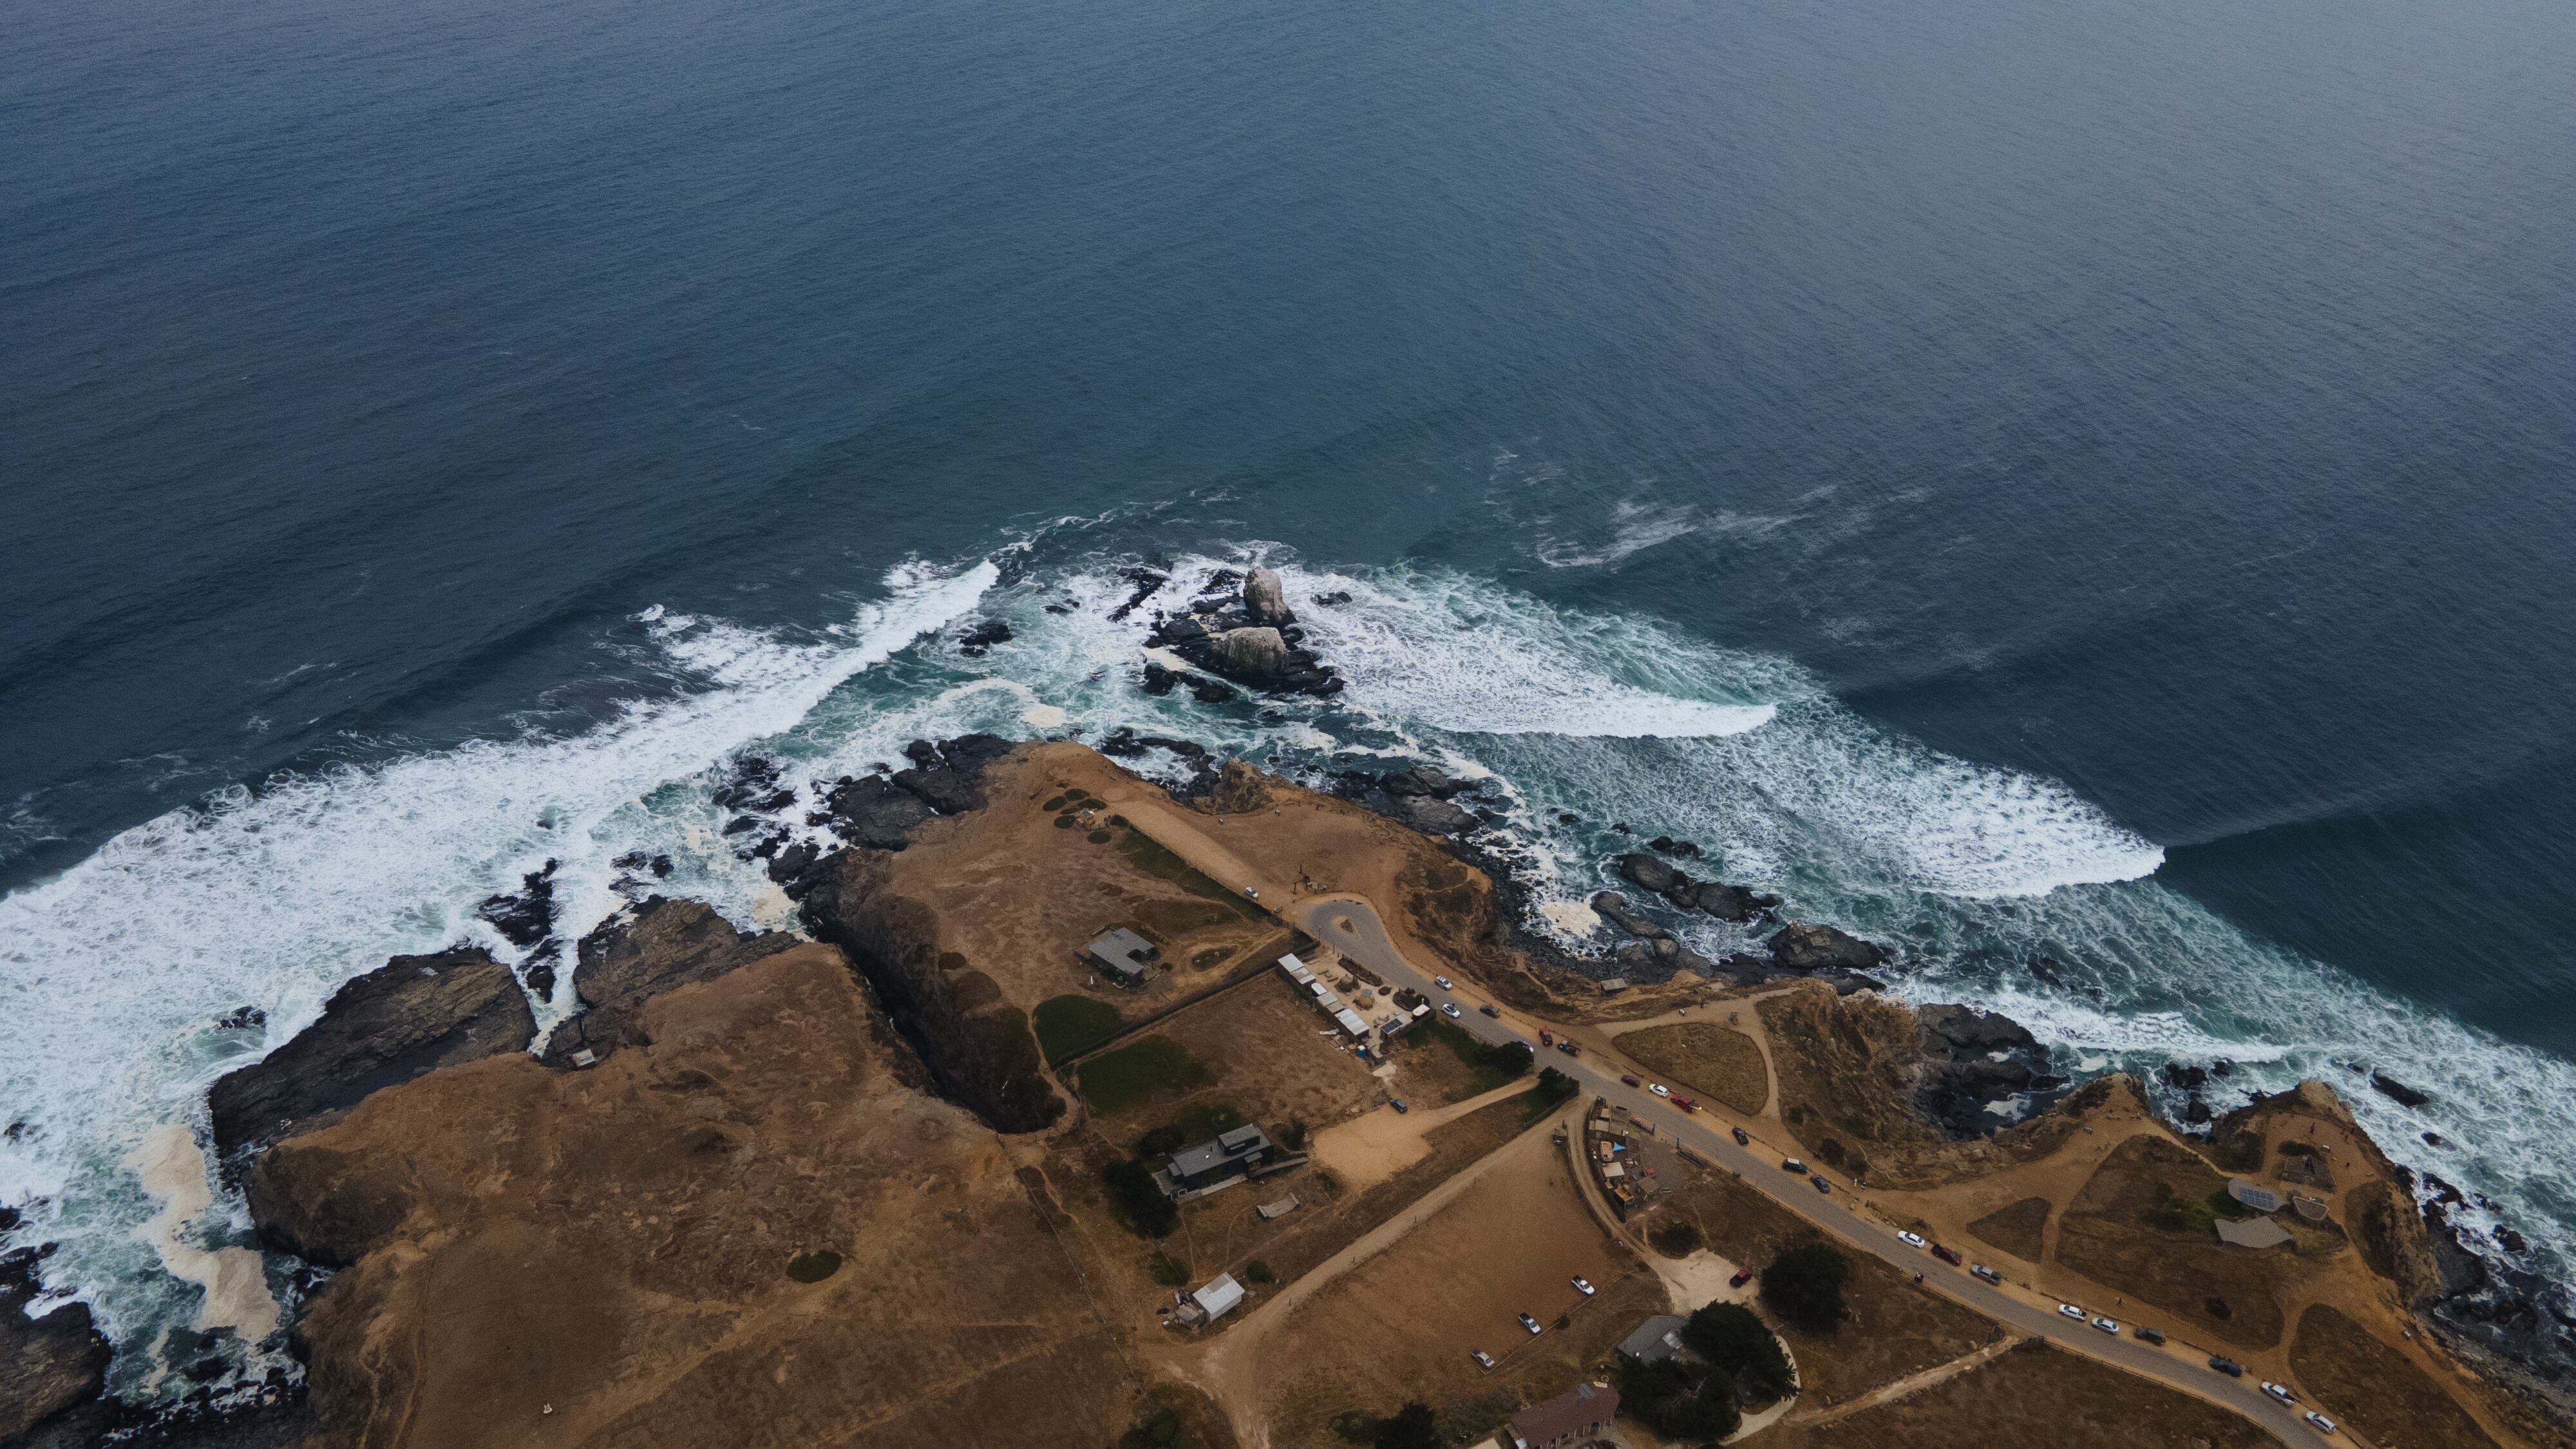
xmin=538 ymin=898 xmax=798 ymax=1069
xmin=1918 ymin=1003 xmax=2040 ymax=1057
xmin=2371 ymin=1069 xmax=2432 ymax=1108
xmin=1684 ymin=880 xmax=1781 ymax=922
xmin=208 ymin=947 xmax=535 ymax=1159
xmin=1588 ymin=891 xmax=1669 ymax=940
xmin=1767 ymin=920 xmax=1889 ymax=973
xmin=475 ymin=859 xmax=557 ymax=948
xmin=1214 ymin=625 xmax=1291 ymax=676
xmin=1615 ymin=852 xmax=1678 ymax=894
xmin=1243 ymin=565 xmax=1293 ymax=625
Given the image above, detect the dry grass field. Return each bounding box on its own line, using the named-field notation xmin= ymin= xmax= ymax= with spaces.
xmin=1612 ymin=1021 xmax=1769 ymax=1114
xmin=2055 ymin=1136 xmax=2295 ymax=1350
xmin=1255 ymin=1125 xmax=1658 ymax=1446
xmin=1763 ymin=1339 xmax=2274 ymax=1449
xmin=2290 ymin=1304 xmax=2501 ymax=1449
xmin=1965 ymin=1195 xmax=2052 ymax=1263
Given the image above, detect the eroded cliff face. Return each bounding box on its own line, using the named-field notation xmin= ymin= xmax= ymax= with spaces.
xmin=794 ymin=849 xmax=1063 ymax=1133
xmin=245 ymin=946 xmax=1126 ymax=1449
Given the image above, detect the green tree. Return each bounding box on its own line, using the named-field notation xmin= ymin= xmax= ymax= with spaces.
xmin=1103 ymin=1157 xmax=1178 ymax=1237
xmin=1534 ymin=1066 xmax=1579 ymax=1104
xmin=1761 ymin=1244 xmax=1850 ymax=1333
xmin=1681 ymin=1302 xmax=1792 ymax=1397
xmin=1482 ymin=1040 xmax=1535 ymax=1079
xmin=1372 ymin=1401 xmax=1442 ymax=1449
xmin=1616 ymin=1357 xmax=1740 ymax=1441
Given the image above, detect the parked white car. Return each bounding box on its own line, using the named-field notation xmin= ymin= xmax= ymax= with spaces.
xmin=1897 ymin=1231 xmax=1926 ymax=1249
xmin=2058 ymin=1303 xmax=2085 ymax=1321
xmin=2304 ymin=1411 xmax=2337 ymax=1435
xmin=1434 ymin=975 xmax=1452 ymax=989
xmin=1439 ymin=1002 xmax=1462 ymax=1019
xmin=1647 ymin=1083 xmax=1671 ymax=1098
xmin=1571 ymin=1276 xmax=1595 ymax=1296
xmin=2091 ymin=1316 xmax=2119 ymax=1335
xmin=2262 ymin=1382 xmax=2296 ymax=1404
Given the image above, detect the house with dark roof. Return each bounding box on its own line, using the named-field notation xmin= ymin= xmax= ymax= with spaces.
xmin=1162 ymin=1124 xmax=1278 ymax=1194
xmin=1616 ymin=1313 xmax=1689 ymax=1365
xmin=1507 ymin=1381 xmax=1619 ymax=1449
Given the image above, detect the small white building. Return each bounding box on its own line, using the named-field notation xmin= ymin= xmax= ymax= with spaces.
xmin=1192 ymin=1273 xmax=1245 ymax=1322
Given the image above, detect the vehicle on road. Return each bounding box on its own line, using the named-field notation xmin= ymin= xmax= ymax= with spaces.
xmin=1730 ymin=1268 xmax=1753 ymax=1288
xmin=1539 ymin=1029 xmax=1553 ymax=1046
xmin=2092 ymin=1316 xmax=2119 ymax=1335
xmin=1970 ymin=1265 xmax=2003 ymax=1285
xmin=2304 ymin=1411 xmax=2337 ymax=1435
xmin=1931 ymin=1244 xmax=1962 ymax=1265
xmin=1780 ymin=1158 xmax=1808 ymax=1173
xmin=1556 ymin=1040 xmax=1578 ymax=1055
xmin=1647 ymin=1083 xmax=1671 ymax=1097
xmin=1518 ymin=1313 xmax=1543 ymax=1336
xmin=1620 ymin=1074 xmax=1642 ymax=1087
xmin=1810 ymin=1174 xmax=1831 ymax=1193
xmin=1571 ymin=1276 xmax=1595 ymax=1296
xmin=1897 ymin=1231 xmax=1926 ymax=1249
xmin=1389 ymin=1098 xmax=1408 ymax=1113
xmin=2135 ymin=1326 xmax=2166 ymax=1345
xmin=1470 ymin=1349 xmax=1495 ymax=1370
xmin=1479 ymin=1003 xmax=1501 ymax=1018
xmin=1670 ymin=1095 xmax=1697 ymax=1112
xmin=1434 ymin=975 xmax=1452 ymax=989
xmin=1731 ymin=1126 xmax=1750 ymax=1146
xmin=1243 ymin=886 xmax=1259 ymax=900
xmin=2209 ymin=1356 xmax=2244 ymax=1377
xmin=2058 ymin=1303 xmax=2085 ymax=1321
xmin=1440 ymin=1003 xmax=1463 ymax=1019
xmin=2262 ymin=1382 xmax=2295 ymax=1405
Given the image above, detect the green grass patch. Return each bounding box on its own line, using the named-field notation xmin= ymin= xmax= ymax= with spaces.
xmin=1077 ymin=1035 xmax=1214 ymax=1115
xmin=1118 ymin=829 xmax=1265 ymax=919
xmin=1417 ymin=1018 xmax=1534 ymax=1098
xmin=1033 ymin=994 xmax=1126 ymax=1063
xmin=1088 ymin=828 xmax=1113 ymax=843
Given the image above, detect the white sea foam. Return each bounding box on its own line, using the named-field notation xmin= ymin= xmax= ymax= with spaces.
xmin=0 ymin=560 xmax=992 ymax=1388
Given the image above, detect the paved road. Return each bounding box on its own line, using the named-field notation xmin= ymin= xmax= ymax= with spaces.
xmin=1294 ymin=895 xmax=2335 ymax=1449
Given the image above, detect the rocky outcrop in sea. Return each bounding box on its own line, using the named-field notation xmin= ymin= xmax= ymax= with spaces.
xmin=1142 ymin=565 xmax=1341 ymax=696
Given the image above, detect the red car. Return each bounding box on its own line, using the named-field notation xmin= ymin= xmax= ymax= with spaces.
xmin=1729 ymin=1268 xmax=1753 ymax=1288
xmin=1620 ymin=1074 xmax=1641 ymax=1088
xmin=1670 ymin=1095 xmax=1698 ymax=1112
xmin=1539 ymin=1028 xmax=1553 ymax=1046
xmin=1931 ymin=1244 xmax=1963 ymax=1266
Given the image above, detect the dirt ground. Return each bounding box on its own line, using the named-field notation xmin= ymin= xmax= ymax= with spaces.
xmin=2291 ymin=1303 xmax=2502 ymax=1448
xmin=1640 ymin=1166 xmax=2001 ymax=1407
xmin=1760 ymin=1339 xmax=2274 ymax=1449
xmin=878 ymin=750 xmax=1282 ymax=1023
xmin=2056 ymin=1135 xmax=2298 ymax=1350
xmin=1611 ymin=1021 xmax=1769 ymax=1115
xmin=1251 ymin=1123 xmax=1660 ymax=1446
xmin=1964 ymin=1196 xmax=2051 ymax=1264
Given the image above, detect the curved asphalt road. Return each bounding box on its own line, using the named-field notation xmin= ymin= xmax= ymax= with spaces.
xmin=1293 ymin=895 xmax=2338 ymax=1449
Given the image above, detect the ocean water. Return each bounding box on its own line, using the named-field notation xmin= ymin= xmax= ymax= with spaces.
xmin=6 ymin=0 xmax=2574 ymax=1400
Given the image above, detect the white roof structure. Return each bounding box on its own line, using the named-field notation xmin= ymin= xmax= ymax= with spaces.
xmin=1334 ymin=1008 xmax=1369 ymax=1037
xmin=2227 ymin=1179 xmax=2283 ymax=1213
xmin=2215 ymin=1217 xmax=2294 ymax=1249
xmin=1279 ymin=952 xmax=1308 ymax=973
xmin=1192 ymin=1273 xmax=1245 ymax=1320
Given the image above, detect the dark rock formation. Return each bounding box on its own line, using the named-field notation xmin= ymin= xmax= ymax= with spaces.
xmin=1144 ymin=589 xmax=1340 ymax=696
xmin=1106 ymin=567 xmax=1168 ymax=621
xmin=1766 ymin=920 xmax=1889 ymax=973
xmin=1213 ymin=625 xmax=1289 ymax=676
xmin=208 ymin=946 xmax=536 ymax=1159
xmin=1242 ymin=566 xmax=1293 ymax=625
xmin=1382 ymin=766 xmax=1471 ymax=799
xmin=956 ymin=620 xmax=1013 ymax=656
xmin=797 ymin=851 xmax=1064 ymax=1134
xmin=2371 ymin=1070 xmax=2432 ymax=1108
xmin=1 ymin=1224 xmax=111 ymax=1446
xmin=1312 ymin=589 xmax=1352 ymax=607
xmin=1918 ymin=1003 xmax=2040 ymax=1057
xmin=1615 ymin=852 xmax=1678 ymax=894
xmin=474 ymin=859 xmax=557 ymax=949
xmin=1616 ymin=853 xmax=1777 ymax=922
xmin=1681 ymin=880 xmax=1780 ymax=922
xmin=538 ymin=898 xmax=799 ymax=1068
xmin=1391 ymin=795 xmax=1479 ymax=835
xmin=215 ymin=1005 xmax=267 ymax=1031
xmin=1588 ymin=891 xmax=1668 ymax=940
xmin=823 ymin=773 xmax=933 ymax=849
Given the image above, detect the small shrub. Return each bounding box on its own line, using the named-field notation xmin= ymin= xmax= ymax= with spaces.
xmin=1817 ymin=1139 xmax=1847 ymax=1167
xmin=1278 ymin=1119 xmax=1310 ymax=1151
xmin=1120 ymin=1407 xmax=1182 ymax=1448
xmin=1245 ymin=1259 xmax=1275 ymax=1284
xmin=1088 ymin=829 xmax=1113 ymax=843
xmin=1648 ymin=1219 xmax=1704 ymax=1258
xmin=1681 ymin=1302 xmax=1792 ymax=1397
xmin=1372 ymin=1403 xmax=1441 ymax=1449
xmin=1328 ymin=1411 xmax=1376 ymax=1444
xmin=1533 ymin=1066 xmax=1579 ymax=1105
xmin=1054 ymin=814 xmax=1079 ymax=828
xmin=784 ymin=1249 xmax=842 ymax=1283
xmin=1149 ymin=1250 xmax=1191 ymax=1286
xmin=1043 ymin=795 xmax=1068 ymax=811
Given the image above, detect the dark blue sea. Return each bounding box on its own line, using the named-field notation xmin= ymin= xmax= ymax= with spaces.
xmin=5 ymin=0 xmax=2572 ymax=1395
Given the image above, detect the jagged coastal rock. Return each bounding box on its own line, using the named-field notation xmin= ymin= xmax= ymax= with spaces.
xmin=1 ymin=1218 xmax=112 ymax=1445
xmin=207 ymin=947 xmax=536 ymax=1159
xmin=1142 ymin=567 xmax=1341 ymax=696
xmin=1614 ymin=852 xmax=1780 ymax=923
xmin=1242 ymin=565 xmax=1293 ymax=625
xmin=538 ymin=898 xmax=799 ymax=1068
xmin=1766 ymin=920 xmax=1889 ymax=973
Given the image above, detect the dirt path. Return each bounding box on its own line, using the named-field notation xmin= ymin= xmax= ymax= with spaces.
xmin=1783 ymin=1336 xmax=2025 ymax=1427
xmin=1311 ymin=1079 xmax=1538 ymax=1193
xmin=1186 ymin=1100 xmax=1580 ymax=1447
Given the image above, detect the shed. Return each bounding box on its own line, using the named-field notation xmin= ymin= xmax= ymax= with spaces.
xmin=1334 ymin=1008 xmax=1369 ymax=1037
xmin=1257 ymin=1194 xmax=1300 ymax=1220
xmin=1085 ymin=929 xmax=1157 ymax=987
xmin=1191 ymin=1273 xmax=1245 ymax=1321
xmin=1597 ymin=977 xmax=1629 ymax=995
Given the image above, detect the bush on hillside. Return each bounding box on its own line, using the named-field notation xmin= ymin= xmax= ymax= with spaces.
xmin=1103 ymin=1157 xmax=1177 ymax=1237
xmin=1681 ymin=1302 xmax=1793 ymax=1398
xmin=1761 ymin=1243 xmax=1850 ymax=1333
